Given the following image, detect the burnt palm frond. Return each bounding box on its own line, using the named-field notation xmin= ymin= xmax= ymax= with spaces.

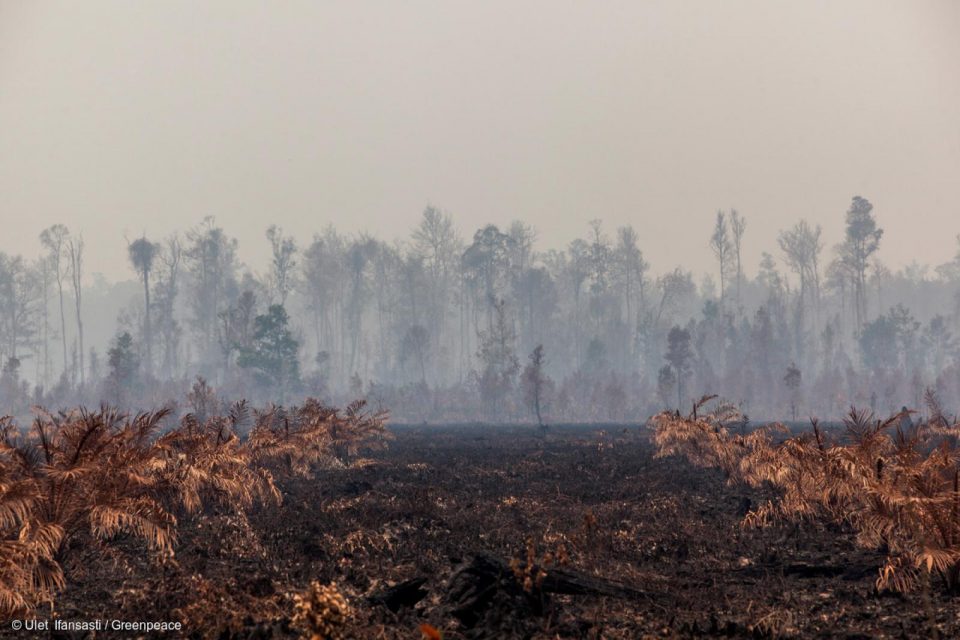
xmin=651 ymin=397 xmax=960 ymax=593
xmin=0 ymin=394 xmax=389 ymax=617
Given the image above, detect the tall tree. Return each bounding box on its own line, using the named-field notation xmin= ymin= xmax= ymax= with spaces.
xmin=840 ymin=196 xmax=882 ymax=333
xmin=507 ymin=221 xmax=537 ymax=348
xmin=709 ymin=211 xmax=732 ymax=306
xmin=184 ymin=217 xmax=239 ymax=370
xmin=412 ymin=206 xmax=460 ymax=370
xmin=476 ymin=298 xmax=520 ymax=417
xmin=128 ymin=236 xmax=159 ymax=375
xmin=730 ymin=210 xmax=747 ymax=308
xmin=516 ymin=266 xmax=557 ymax=355
xmin=301 ymin=229 xmax=345 ymax=366
xmin=923 ymin=315 xmax=956 ymax=376
xmin=462 ymin=225 xmax=511 ymax=328
xmin=614 ymin=226 xmax=649 ymax=371
xmin=0 ymin=254 xmax=40 ymax=365
xmin=106 ymin=331 xmax=139 ymax=405
xmin=615 ymin=225 xmax=649 ymax=325
xmin=565 ymin=238 xmax=590 ymax=368
xmin=586 ymin=219 xmax=612 ymax=334
xmin=236 ymin=304 xmax=301 ymax=401
xmin=265 ymin=225 xmax=297 ymax=305
xmin=665 ymin=325 xmax=693 ymax=409
xmin=219 ymin=289 xmax=259 ymax=373
xmin=39 ymin=225 xmax=70 ymax=375
xmin=412 ymin=207 xmax=459 ymax=280
xmin=344 ymin=236 xmax=377 ymax=375
xmin=153 ymin=236 xmax=182 ymax=378
xmin=400 ymin=324 xmax=430 ymax=385
xmin=778 ymin=220 xmax=824 ymax=366
xmin=36 ymin=255 xmax=53 ymax=387
xmin=67 ymin=234 xmax=85 ymax=387
xmin=521 ymin=344 xmax=552 ymax=428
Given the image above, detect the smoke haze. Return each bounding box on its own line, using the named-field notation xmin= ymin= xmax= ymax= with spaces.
xmin=2 ymin=1 xmax=958 ymax=278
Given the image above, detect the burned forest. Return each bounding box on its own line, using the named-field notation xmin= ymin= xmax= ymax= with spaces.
xmin=3 ymin=2 xmax=960 ymax=638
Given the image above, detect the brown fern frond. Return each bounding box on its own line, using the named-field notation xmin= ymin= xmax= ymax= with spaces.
xmin=652 ymin=394 xmax=960 ymax=593
xmin=0 ymin=394 xmax=388 ymax=617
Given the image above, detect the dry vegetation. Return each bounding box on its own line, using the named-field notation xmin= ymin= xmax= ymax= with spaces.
xmin=651 ymin=392 xmax=960 ymax=594
xmin=0 ymin=396 xmax=388 ymax=618
xmin=7 ymin=391 xmax=960 ymax=638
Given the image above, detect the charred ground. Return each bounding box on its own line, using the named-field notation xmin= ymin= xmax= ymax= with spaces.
xmin=14 ymin=424 xmax=957 ymax=639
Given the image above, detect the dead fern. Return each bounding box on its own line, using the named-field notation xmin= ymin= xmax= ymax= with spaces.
xmin=650 ymin=391 xmax=960 ymax=593
xmin=249 ymin=398 xmax=390 ymax=476
xmin=0 ymin=395 xmax=390 ymax=617
xmin=649 ymin=395 xmax=784 ymax=482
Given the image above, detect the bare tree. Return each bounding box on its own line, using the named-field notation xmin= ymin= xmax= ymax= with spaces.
xmin=565 ymin=238 xmax=590 ymax=368
xmin=778 ymin=220 xmax=824 ymax=332
xmin=730 ymin=210 xmax=747 ymax=308
xmin=36 ymin=255 xmax=53 ymax=387
xmin=153 ymin=236 xmax=182 ymax=378
xmin=709 ymin=211 xmax=732 ymax=306
xmin=67 ymin=234 xmax=85 ymax=387
xmin=39 ymin=225 xmax=70 ymax=375
xmin=184 ymin=217 xmax=239 ymax=369
xmin=615 ymin=226 xmax=649 ymax=350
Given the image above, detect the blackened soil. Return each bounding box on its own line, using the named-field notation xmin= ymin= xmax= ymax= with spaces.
xmin=18 ymin=425 xmax=959 ymax=639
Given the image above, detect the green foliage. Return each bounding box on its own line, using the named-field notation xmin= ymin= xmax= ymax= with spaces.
xmin=106 ymin=332 xmax=139 ymax=403
xmin=237 ymin=304 xmax=301 ymax=394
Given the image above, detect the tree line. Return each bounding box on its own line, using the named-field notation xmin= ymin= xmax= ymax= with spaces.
xmin=1 ymin=197 xmax=959 ymax=422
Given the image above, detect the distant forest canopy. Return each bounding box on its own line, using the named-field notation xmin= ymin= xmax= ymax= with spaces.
xmin=1 ymin=196 xmax=960 ymax=422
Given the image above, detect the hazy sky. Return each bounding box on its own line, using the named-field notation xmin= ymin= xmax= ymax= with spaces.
xmin=1 ymin=1 xmax=958 ymax=282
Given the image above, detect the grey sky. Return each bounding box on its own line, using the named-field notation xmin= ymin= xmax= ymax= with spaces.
xmin=1 ymin=1 xmax=958 ymax=282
